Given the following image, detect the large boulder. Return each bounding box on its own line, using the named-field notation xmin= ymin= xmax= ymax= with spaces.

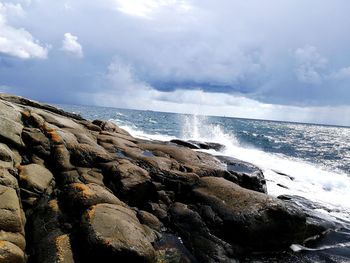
xmin=81 ymin=203 xmax=156 ymax=262
xmin=192 ymin=177 xmax=322 ymax=251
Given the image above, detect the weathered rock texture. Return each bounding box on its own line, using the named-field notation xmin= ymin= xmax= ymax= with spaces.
xmin=0 ymin=93 xmax=327 ymax=262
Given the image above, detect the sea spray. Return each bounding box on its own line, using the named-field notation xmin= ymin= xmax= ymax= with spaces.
xmin=60 ymin=104 xmax=350 ymax=223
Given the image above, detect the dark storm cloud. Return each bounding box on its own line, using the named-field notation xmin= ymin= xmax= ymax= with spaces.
xmin=1 ymin=0 xmax=350 ymax=124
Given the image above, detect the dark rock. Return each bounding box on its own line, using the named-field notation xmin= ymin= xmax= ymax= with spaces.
xmin=102 ymin=160 xmax=157 ymax=206
xmin=29 ymin=198 xmax=75 ymax=263
xmin=137 ymin=210 xmax=163 ymax=231
xmin=216 ymin=155 xmax=267 ymax=193
xmin=169 ymin=202 xmax=237 ymax=263
xmin=188 ymin=140 xmax=225 ymax=151
xmin=192 ymin=177 xmax=322 ymax=251
xmin=273 ymin=170 xmax=295 ymax=181
xmin=170 ymin=139 xmax=200 ymax=149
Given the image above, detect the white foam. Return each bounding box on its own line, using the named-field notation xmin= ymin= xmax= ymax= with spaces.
xmin=112 ymin=115 xmax=350 ymax=222
xmin=179 ymin=115 xmax=350 ymax=221
xmin=111 ymin=120 xmax=176 ymax=142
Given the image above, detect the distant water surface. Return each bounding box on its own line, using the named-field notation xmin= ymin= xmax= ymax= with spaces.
xmin=59 ymin=104 xmax=350 ymax=218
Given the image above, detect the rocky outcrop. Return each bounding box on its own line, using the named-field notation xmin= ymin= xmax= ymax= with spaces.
xmin=0 ymin=93 xmax=331 ymax=262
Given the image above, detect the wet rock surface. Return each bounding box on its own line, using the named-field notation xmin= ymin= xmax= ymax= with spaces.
xmin=0 ymin=93 xmax=335 ymax=262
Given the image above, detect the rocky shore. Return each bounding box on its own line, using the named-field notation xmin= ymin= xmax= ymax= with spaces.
xmin=0 ymin=94 xmax=330 ymax=262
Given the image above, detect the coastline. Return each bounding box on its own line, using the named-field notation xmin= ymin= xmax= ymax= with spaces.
xmin=0 ymin=93 xmax=346 ymax=262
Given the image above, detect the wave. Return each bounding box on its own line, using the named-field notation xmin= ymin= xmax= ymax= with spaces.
xmin=111 ymin=115 xmax=350 ymax=222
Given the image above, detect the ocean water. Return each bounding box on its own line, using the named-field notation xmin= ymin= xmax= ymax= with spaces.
xmin=60 ymin=104 xmax=350 ymax=260
xmin=59 ymin=104 xmax=350 ymax=218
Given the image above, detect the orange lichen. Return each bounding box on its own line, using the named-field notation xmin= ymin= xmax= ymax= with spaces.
xmin=55 ymin=235 xmax=70 ymax=262
xmin=85 ymin=206 xmax=96 ymax=220
xmin=48 ymin=130 xmax=62 ymax=143
xmin=48 ymin=200 xmax=59 ymax=212
xmin=104 ymin=239 xmax=111 ymax=247
xmin=72 ymin=183 xmax=94 ymax=197
xmin=21 ymin=110 xmax=31 ymax=119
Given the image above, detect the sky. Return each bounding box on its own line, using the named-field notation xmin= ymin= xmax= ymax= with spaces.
xmin=1 ymin=0 xmax=350 ymax=126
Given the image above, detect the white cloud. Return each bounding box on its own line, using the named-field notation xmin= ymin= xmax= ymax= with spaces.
xmin=112 ymin=0 xmax=192 ymax=18
xmin=0 ymin=2 xmax=48 ymax=59
xmin=294 ymin=45 xmax=327 ymax=84
xmin=62 ymin=32 xmax=83 ymax=58
xmin=80 ymin=60 xmax=350 ymax=126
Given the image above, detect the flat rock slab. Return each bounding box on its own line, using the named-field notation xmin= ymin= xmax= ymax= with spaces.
xmin=19 ymin=164 xmax=53 ymax=194
xmin=82 ymin=203 xmax=155 ymax=262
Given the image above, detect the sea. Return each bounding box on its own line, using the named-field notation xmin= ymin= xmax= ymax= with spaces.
xmin=60 ymin=104 xmax=350 ymax=262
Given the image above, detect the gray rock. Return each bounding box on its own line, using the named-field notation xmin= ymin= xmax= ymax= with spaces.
xmin=19 ymin=164 xmax=53 ymax=194
xmin=82 ymin=203 xmax=155 ymax=262
xmin=0 ymin=186 xmax=23 ymax=233
xmin=0 ymin=117 xmax=24 ymax=149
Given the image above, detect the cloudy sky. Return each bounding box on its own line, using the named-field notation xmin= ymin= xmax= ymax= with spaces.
xmin=1 ymin=0 xmax=350 ymax=125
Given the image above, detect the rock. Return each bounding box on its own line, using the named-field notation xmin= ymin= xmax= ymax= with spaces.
xmin=103 ymin=159 xmax=156 ymax=206
xmin=93 ymin=120 xmax=131 ymax=136
xmin=0 ymin=241 xmax=25 ymax=263
xmin=64 ymin=183 xmax=124 ymax=211
xmin=0 ymin=186 xmax=23 ymax=233
xmin=188 ymin=140 xmax=225 ymax=151
xmin=170 ymin=139 xmax=200 ymax=149
xmin=216 ymin=155 xmax=267 ymax=193
xmin=29 ymin=198 xmax=75 ymax=263
xmin=0 ymin=117 xmax=24 ymax=149
xmin=0 ymin=93 xmax=83 ymax=121
xmin=0 ymin=144 xmax=14 ymax=166
xmin=169 ymin=202 xmax=236 ymax=263
xmin=69 ymin=143 xmax=114 ymax=167
xmin=170 ymin=139 xmax=225 ymax=152
xmin=137 ymin=210 xmax=163 ymax=231
xmin=0 ymin=231 xmax=25 ymax=251
xmin=76 ymin=168 xmax=104 ymax=185
xmin=18 ymin=164 xmax=53 ymax=194
xmin=0 ymin=169 xmax=18 ymax=190
xmin=52 ymin=145 xmax=74 ymax=171
xmin=81 ymin=203 xmax=155 ymax=262
xmin=0 ymin=94 xmax=338 ymax=262
xmin=192 ymin=177 xmax=322 ymax=251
